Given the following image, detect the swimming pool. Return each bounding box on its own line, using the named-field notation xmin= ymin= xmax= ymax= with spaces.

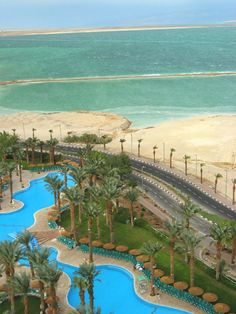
xmin=0 ymin=173 xmax=191 ymax=314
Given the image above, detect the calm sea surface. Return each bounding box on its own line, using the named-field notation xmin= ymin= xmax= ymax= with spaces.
xmin=0 ymin=27 xmax=236 ymax=126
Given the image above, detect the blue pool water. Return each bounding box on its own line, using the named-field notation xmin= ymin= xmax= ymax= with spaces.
xmin=0 ymin=173 xmax=191 ymax=314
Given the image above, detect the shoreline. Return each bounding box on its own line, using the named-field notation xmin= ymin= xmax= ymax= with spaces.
xmin=1 ymin=71 xmax=236 ymax=86
xmin=0 ymin=23 xmax=236 ymax=37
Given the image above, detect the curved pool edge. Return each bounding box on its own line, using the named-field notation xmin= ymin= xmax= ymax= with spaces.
xmin=46 ymin=245 xmax=192 ymax=314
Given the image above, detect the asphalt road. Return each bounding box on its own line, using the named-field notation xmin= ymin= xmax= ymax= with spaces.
xmin=132 ymin=173 xmax=211 ymax=235
xmin=57 ymin=145 xmax=236 ymax=221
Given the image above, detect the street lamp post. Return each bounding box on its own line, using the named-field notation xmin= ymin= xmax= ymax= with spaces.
xmin=32 ymin=128 xmax=36 ymax=139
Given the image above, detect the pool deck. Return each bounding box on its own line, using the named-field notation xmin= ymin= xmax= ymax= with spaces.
xmin=2 ymin=170 xmax=205 ymax=314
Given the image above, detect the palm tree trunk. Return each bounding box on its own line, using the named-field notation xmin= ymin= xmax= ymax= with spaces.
xmin=88 ymin=217 xmax=93 ymax=263
xmin=49 ymin=286 xmax=58 ymax=314
xmin=53 ymin=191 xmax=57 ymax=207
xmin=78 ymin=203 xmax=82 ymax=224
xmin=79 ymin=289 xmax=85 ymax=306
xmin=108 ymin=203 xmax=114 ymax=243
xmin=215 ymin=179 xmax=218 ymax=193
xmin=40 ymin=146 xmax=43 ymax=163
xmin=200 ymin=168 xmax=203 ymax=183
xmin=26 ymin=146 xmax=29 ymax=163
xmin=231 ymin=236 xmax=236 ymax=264
xmin=23 ymin=295 xmax=29 ymax=314
xmin=52 ymin=147 xmax=56 ymax=165
xmin=49 ymin=148 xmax=53 ymax=164
xmin=9 ymin=171 xmax=13 ymax=203
xmin=170 ymin=241 xmax=175 ymax=279
xmin=10 ymin=289 xmax=15 ymax=314
xmin=121 ymin=143 xmax=123 ymax=153
xmin=70 ymin=204 xmax=75 ymax=235
xmin=170 ymin=153 xmax=172 ymax=168
xmin=233 ymin=184 xmax=235 ymax=205
xmin=57 ymin=192 xmax=61 ymax=215
xmin=19 ymin=163 xmax=22 ymax=183
xmin=189 ymin=254 xmax=195 ymax=287
xmin=0 ymin=177 xmax=3 ymax=198
xmin=39 ymin=281 xmax=45 ymax=314
xmin=88 ymin=284 xmax=94 ymax=313
xmin=96 ymin=215 xmax=101 ymax=240
xmin=216 ymin=242 xmax=222 ymax=280
xmin=153 ymin=151 xmax=156 ymax=163
xmin=150 ymin=256 xmax=155 ymax=296
xmin=138 ymin=144 xmax=140 ymax=157
xmin=32 ymin=146 xmax=35 ymax=164
xmin=64 ymin=173 xmax=67 ymax=189
xmin=130 ymin=204 xmax=134 ymax=227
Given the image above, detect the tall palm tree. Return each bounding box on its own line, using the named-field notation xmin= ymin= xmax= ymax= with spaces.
xmin=49 ymin=129 xmax=53 ymax=140
xmin=9 ymin=271 xmax=31 ymax=314
xmin=164 ymin=220 xmax=182 ymax=279
xmin=180 ymin=230 xmax=203 ymax=287
xmin=44 ymin=175 xmax=60 ymax=208
xmin=24 ymin=138 xmax=31 ymax=163
xmin=210 ymin=223 xmax=230 ymax=280
xmin=200 ymin=163 xmax=205 ymax=184
xmin=214 ymin=173 xmax=223 ymax=193
xmin=16 ymin=149 xmax=25 ymax=183
xmin=170 ymin=148 xmax=175 ymax=168
xmin=125 ymin=188 xmax=138 ymax=227
xmin=102 ymin=177 xmax=123 ymax=243
xmin=38 ymin=140 xmax=45 ymax=164
xmin=73 ymin=276 xmax=87 ymax=306
xmin=32 ymin=128 xmax=37 ymax=139
xmin=61 ymin=164 xmax=70 ymax=189
xmin=75 ymin=261 xmax=100 ymax=313
xmin=17 ymin=231 xmax=36 ymax=278
xmin=153 ymin=145 xmax=158 ymax=163
xmin=140 ymin=241 xmax=163 ymax=296
xmin=35 ymin=262 xmax=62 ymax=314
xmin=183 ymin=155 xmax=190 ymax=176
xmin=55 ymin=178 xmax=64 ymax=214
xmin=137 ymin=139 xmax=143 ymax=157
xmin=47 ymin=138 xmax=59 ymax=165
xmin=232 ymin=178 xmax=236 ymax=205
xmin=228 ymin=221 xmax=236 ymax=264
xmin=83 ymin=201 xmax=98 ymax=263
xmin=64 ymin=187 xmax=82 ymax=241
xmin=6 ymin=161 xmax=16 ymax=203
xmin=27 ymin=137 xmax=39 ymax=164
xmin=28 ymin=247 xmax=50 ymax=312
xmin=0 ymin=240 xmax=23 ymax=313
xmin=119 ymin=138 xmax=126 ymax=153
xmin=181 ymin=198 xmax=200 ymax=229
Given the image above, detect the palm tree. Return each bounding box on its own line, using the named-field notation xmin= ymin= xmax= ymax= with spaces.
xmin=210 ymin=223 xmax=230 ymax=280
xmin=181 ymin=198 xmax=200 ymax=229
xmin=70 ymin=167 xmax=86 ymax=189
xmin=47 ymin=138 xmax=59 ymax=164
xmin=164 ymin=220 xmax=182 ymax=279
xmin=153 ymin=145 xmax=158 ymax=163
xmin=140 ymin=241 xmax=163 ymax=296
xmin=27 ymin=137 xmax=39 ymax=164
xmin=64 ymin=187 xmax=82 ymax=241
xmin=24 ymin=138 xmax=31 ymax=163
xmin=228 ymin=221 xmax=236 ymax=264
xmin=16 ymin=149 xmax=25 ymax=183
xmin=55 ymin=177 xmax=64 ymax=214
xmin=214 ymin=173 xmax=223 ymax=193
xmin=180 ymin=230 xmax=203 ymax=287
xmin=200 ymin=163 xmax=205 ymax=184
xmin=102 ymin=177 xmax=123 ymax=243
xmin=0 ymin=162 xmax=7 ymax=199
xmin=0 ymin=240 xmax=23 ymax=313
xmin=170 ymin=148 xmax=175 ymax=168
xmin=61 ymin=164 xmax=70 ymax=189
xmin=232 ymin=178 xmax=236 ymax=205
xmin=38 ymin=140 xmax=45 ymax=164
xmin=183 ymin=155 xmax=190 ymax=176
xmin=49 ymin=129 xmax=53 ymax=140
xmin=137 ymin=139 xmax=143 ymax=157
xmin=32 ymin=128 xmax=36 ymax=139
xmin=17 ymin=231 xmax=36 ymax=278
xmin=9 ymin=271 xmax=31 ymax=314
xmin=6 ymin=161 xmax=16 ymax=203
xmin=75 ymin=261 xmax=100 ymax=313
xmin=84 ymin=201 xmax=98 ymax=263
xmin=119 ymin=138 xmax=126 ymax=153
xmin=73 ymin=276 xmax=87 ymax=306
xmin=125 ymin=189 xmax=138 ymax=227
xmin=44 ymin=175 xmax=60 ymax=208
xmin=35 ymin=262 xmax=62 ymax=314
xmin=101 ymin=135 xmax=110 ymax=150
xmin=28 ymin=247 xmax=50 ymax=313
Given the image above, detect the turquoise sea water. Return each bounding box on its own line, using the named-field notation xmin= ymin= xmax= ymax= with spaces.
xmin=0 ymin=27 xmax=236 ymax=126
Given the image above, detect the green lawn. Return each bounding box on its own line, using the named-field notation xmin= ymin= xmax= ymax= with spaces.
xmin=60 ymin=210 xmax=236 ymax=312
xmin=199 ymin=210 xmax=229 ymax=225
xmin=0 ymin=296 xmax=41 ymax=313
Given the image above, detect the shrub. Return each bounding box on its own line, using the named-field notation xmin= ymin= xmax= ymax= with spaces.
xmin=114 ymin=207 xmax=130 ymax=224
xmin=134 ymin=218 xmax=148 ymax=228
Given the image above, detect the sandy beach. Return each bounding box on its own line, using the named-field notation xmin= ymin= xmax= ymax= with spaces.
xmin=1 ymin=111 xmax=236 ymax=199
xmin=1 ymin=24 xmax=235 ymax=37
